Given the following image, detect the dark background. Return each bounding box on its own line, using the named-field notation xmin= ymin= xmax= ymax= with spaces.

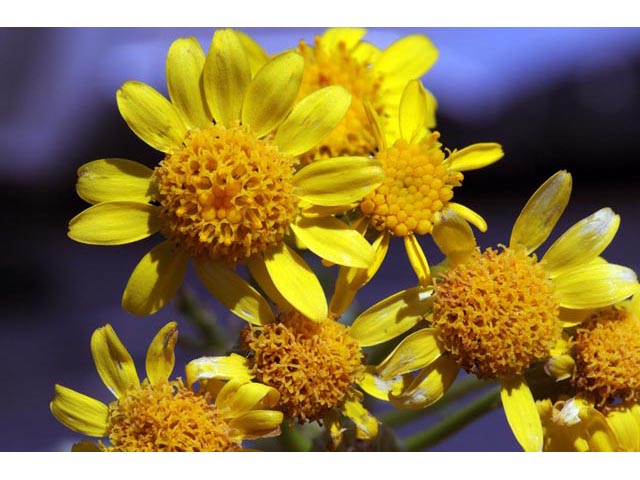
xmin=1 ymin=27 xmax=639 ymax=451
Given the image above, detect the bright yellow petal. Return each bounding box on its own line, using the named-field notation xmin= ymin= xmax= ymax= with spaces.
xmin=447 ymin=203 xmax=488 ymax=233
xmin=357 ymin=366 xmax=412 ymax=401
xmin=216 ymin=379 xmax=280 ymax=419
xmin=292 ymin=156 xmax=383 ymax=206
xmin=376 ymin=34 xmax=438 ymax=87
xmin=203 ymin=29 xmax=251 ymax=126
xmin=554 ymin=263 xmax=640 ymax=309
xmin=291 ymin=216 xmax=375 ymax=268
xmin=399 ymin=79 xmax=430 ymax=142
xmin=68 ymin=201 xmax=161 ymax=246
xmin=558 ymin=306 xmax=596 ymax=328
xmin=352 ymin=41 xmax=382 ymax=64
xmin=242 ymin=52 xmax=304 ymax=138
xmin=404 ymin=234 xmax=431 ymax=286
xmin=543 ymin=208 xmax=620 ymax=278
xmin=349 ymin=286 xmax=433 ymax=347
xmin=194 ymin=259 xmax=275 ymax=325
xmin=166 ymin=36 xmax=210 ymax=130
xmin=90 ymin=324 xmax=140 ymax=398
xmin=376 ymin=328 xmax=442 ymax=379
xmin=500 ymin=376 xmax=543 ymax=452
xmin=606 ymin=405 xmax=640 ymax=451
xmin=320 ymin=27 xmax=367 ymax=51
xmin=447 ymin=143 xmax=504 ymax=172
xmin=510 ymin=170 xmax=572 ymax=255
xmin=185 ymin=354 xmax=253 ymax=386
xmin=76 ymin=159 xmax=153 ymax=205
xmin=263 ymin=243 xmax=328 ymax=322
xmin=363 ymin=100 xmax=387 ymax=151
xmin=235 ymin=30 xmax=269 ymax=75
xmin=50 ymin=385 xmax=108 ymax=437
xmin=275 ymin=86 xmax=351 ymax=156
xmin=122 ymin=240 xmax=189 ymax=316
xmin=116 ymin=81 xmax=186 ymax=153
xmin=229 ymin=410 xmax=283 ymax=440
xmin=145 ymin=321 xmax=177 ymax=386
xmin=432 ymin=207 xmax=477 ymax=266
xmin=389 ymin=356 xmax=459 ymax=409
xmin=341 ymin=394 xmax=379 ymax=440
xmin=247 ymin=254 xmax=296 ymax=312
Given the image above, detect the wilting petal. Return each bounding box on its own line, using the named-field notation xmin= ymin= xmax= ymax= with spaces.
xmin=215 ymin=379 xmax=280 ymax=419
xmin=376 ymin=329 xmax=442 ymax=379
xmin=145 ymin=322 xmax=178 ymax=386
xmin=404 ymin=234 xmax=431 ymax=286
xmin=500 ymin=376 xmax=543 ymax=452
xmin=447 ymin=202 xmax=488 ymax=233
xmin=510 ymin=170 xmax=572 ymax=255
xmin=186 ymin=354 xmax=253 ymax=386
xmin=357 ymin=366 xmax=412 ymax=401
xmin=50 ymin=385 xmax=108 ymax=437
xmin=376 ymin=35 xmax=438 ymax=87
xmin=544 ymin=354 xmax=575 ymax=381
xmin=447 ymin=143 xmax=504 ymax=172
xmin=389 ymin=356 xmax=459 ymax=409
xmin=432 ymin=207 xmax=477 ymax=266
xmin=341 ymin=394 xmax=378 ymax=440
xmin=229 ymin=410 xmax=283 ymax=440
xmin=76 ymin=158 xmax=153 ymax=204
xmin=68 ymin=201 xmax=161 ymax=246
xmin=323 ymin=409 xmax=344 ymax=449
xmin=122 ymin=241 xmax=189 ymax=316
xmin=91 ymin=324 xmax=140 ymax=398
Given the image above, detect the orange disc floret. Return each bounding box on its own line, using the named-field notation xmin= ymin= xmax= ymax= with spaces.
xmin=105 ymin=379 xmax=239 ymax=452
xmin=432 ymin=246 xmax=560 ymax=379
xmin=242 ymin=312 xmax=363 ymax=423
xmin=153 ymin=123 xmax=298 ymax=263
xmin=572 ymin=306 xmax=640 ymax=409
xmin=361 ymin=133 xmax=463 ymax=237
xmin=296 ymin=36 xmax=383 ymax=161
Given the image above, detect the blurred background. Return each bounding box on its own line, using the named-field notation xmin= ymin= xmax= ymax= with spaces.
xmin=1 ymin=27 xmax=639 ymax=452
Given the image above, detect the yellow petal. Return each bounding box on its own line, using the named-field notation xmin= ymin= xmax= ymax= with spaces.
xmin=558 ymin=306 xmax=596 ymax=328
xmin=447 ymin=143 xmax=504 ymax=172
xmin=352 ymin=41 xmax=382 ymax=64
xmin=363 ymin=100 xmax=387 ymax=151
xmin=320 ymin=27 xmax=367 ymax=51
xmin=323 ymin=409 xmax=344 ymax=449
xmin=203 ymin=29 xmax=251 ymax=126
xmin=290 ymin=216 xmax=375 ymax=268
xmin=122 ymin=240 xmax=189 ymax=316
xmin=404 ymin=234 xmax=431 ymax=286
xmin=432 ymin=207 xmax=477 ymax=266
xmin=68 ymin=201 xmax=161 ymax=246
xmin=500 ymin=376 xmax=543 ymax=452
xmin=341 ymin=394 xmax=378 ymax=440
xmin=242 ymin=52 xmax=304 ymax=138
xmin=166 ymin=36 xmax=211 ymax=130
xmin=357 ymin=366 xmax=412 ymax=401
xmin=186 ymin=354 xmax=253 ymax=386
xmin=543 ymin=208 xmax=620 ymax=277
xmin=229 ymin=410 xmax=283 ymax=440
xmin=376 ymin=34 xmax=438 ymax=87
xmin=275 ymin=85 xmax=351 ymax=156
xmin=389 ymin=356 xmax=459 ymax=409
xmin=263 ymin=243 xmax=328 ymax=322
xmin=90 ymin=324 xmax=140 ymax=398
xmin=216 ymin=379 xmax=280 ymax=419
xmin=194 ymin=259 xmax=275 ymax=325
xmin=50 ymin=385 xmax=108 ymax=437
xmin=292 ymin=156 xmax=383 ymax=206
xmin=544 ymin=354 xmax=575 ymax=381
xmin=246 ymin=254 xmax=296 ymax=312
xmin=116 ymin=81 xmax=186 ymax=153
xmin=554 ymin=263 xmax=640 ymax=309
xmin=399 ymin=79 xmax=430 ymax=142
xmin=235 ymin=30 xmax=269 ymax=76
xmin=76 ymin=159 xmax=153 ymax=205
xmin=350 ymin=286 xmax=433 ymax=347
xmin=145 ymin=321 xmax=177 ymax=386
xmin=376 ymin=328 xmax=442 ymax=379
xmin=447 ymin=202 xmax=488 ymax=233
xmin=510 ymin=170 xmax=572 ymax=255
xmin=608 ymin=404 xmax=640 ymax=451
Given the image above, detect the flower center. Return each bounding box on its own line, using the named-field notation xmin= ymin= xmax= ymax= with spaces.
xmin=296 ymin=36 xmax=384 ymax=162
xmin=432 ymin=246 xmax=560 ymax=379
xmin=242 ymin=312 xmax=363 ymax=423
xmin=153 ymin=123 xmax=299 ymax=263
xmin=360 ymin=134 xmax=463 ymax=237
xmin=104 ymin=379 xmax=239 ymax=452
xmin=572 ymin=306 xmax=640 ymax=409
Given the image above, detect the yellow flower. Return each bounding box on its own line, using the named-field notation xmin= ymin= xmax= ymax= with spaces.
xmin=538 ymin=397 xmax=640 ymax=451
xmin=294 ymin=27 xmax=440 ymax=162
xmin=352 ymin=171 xmax=640 ymax=452
xmin=68 ymin=29 xmax=384 ymax=321
xmin=183 ymin=276 xmax=430 ymax=449
xmin=50 ymin=322 xmax=283 ymax=451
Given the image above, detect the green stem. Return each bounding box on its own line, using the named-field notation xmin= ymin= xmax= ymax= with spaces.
xmin=279 ymin=423 xmax=312 ymax=452
xmin=403 ymin=387 xmax=502 ymax=451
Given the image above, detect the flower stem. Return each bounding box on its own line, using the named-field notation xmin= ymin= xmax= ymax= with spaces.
xmin=280 ymin=423 xmax=312 ymax=452
xmin=403 ymin=386 xmax=502 ymax=451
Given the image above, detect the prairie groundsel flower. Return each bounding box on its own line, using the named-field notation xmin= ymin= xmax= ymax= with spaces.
xmin=358 ymin=171 xmax=640 ymax=451
xmin=68 ymin=29 xmax=384 ymax=321
xmin=50 ymin=322 xmax=283 ymax=451
xmin=296 ymin=27 xmax=439 ymax=162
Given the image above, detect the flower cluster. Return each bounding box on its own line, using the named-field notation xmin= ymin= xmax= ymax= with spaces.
xmin=53 ymin=28 xmax=640 ymax=452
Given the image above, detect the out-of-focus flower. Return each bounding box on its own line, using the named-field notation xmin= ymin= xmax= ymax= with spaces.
xmin=294 ymin=28 xmax=439 ymax=162
xmin=68 ymin=28 xmax=384 ymax=321
xmin=361 ymin=171 xmax=639 ymax=451
xmin=50 ymin=322 xmax=283 ymax=451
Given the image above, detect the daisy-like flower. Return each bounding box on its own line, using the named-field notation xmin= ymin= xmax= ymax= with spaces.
xmin=294 ymin=27 xmax=440 ymax=162
xmin=68 ymin=29 xmax=384 ymax=321
xmin=50 ymin=322 xmax=283 ymax=451
xmin=184 ymin=269 xmax=432 ymax=449
xmin=355 ymin=171 xmax=640 ymax=451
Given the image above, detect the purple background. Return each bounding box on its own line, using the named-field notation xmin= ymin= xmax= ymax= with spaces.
xmin=1 ymin=27 xmax=639 ymax=451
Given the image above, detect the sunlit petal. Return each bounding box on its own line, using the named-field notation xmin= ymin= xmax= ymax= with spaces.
xmin=91 ymin=324 xmax=140 ymax=398
xmin=76 ymin=159 xmax=153 ymax=204
xmin=50 ymin=385 xmax=108 ymax=437
xmin=186 ymin=354 xmax=253 ymax=386
xmin=389 ymin=356 xmax=459 ymax=409
xmin=145 ymin=322 xmax=178 ymax=386
xmin=376 ymin=328 xmax=442 ymax=379
xmin=500 ymin=376 xmax=543 ymax=452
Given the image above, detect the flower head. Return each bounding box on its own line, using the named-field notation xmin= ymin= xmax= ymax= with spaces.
xmin=68 ymin=29 xmax=384 ymax=321
xmin=50 ymin=322 xmax=283 ymax=451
